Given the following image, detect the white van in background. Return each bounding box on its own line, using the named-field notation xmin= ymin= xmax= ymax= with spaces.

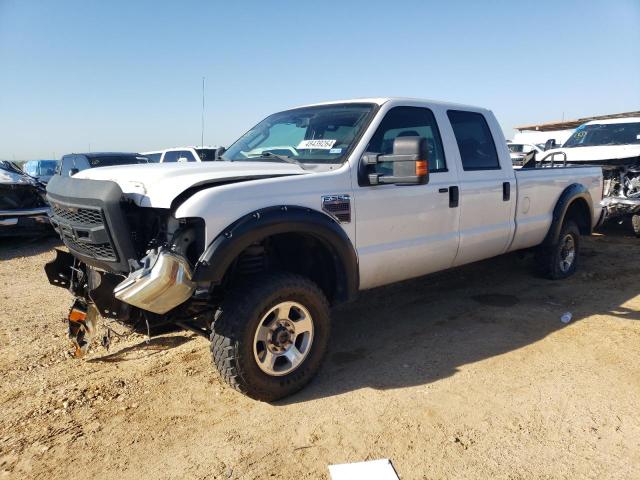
xmin=142 ymin=146 xmax=221 ymax=163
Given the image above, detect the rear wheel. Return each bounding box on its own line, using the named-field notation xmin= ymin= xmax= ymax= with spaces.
xmin=632 ymin=214 xmax=640 ymax=238
xmin=536 ymin=220 xmax=580 ymax=279
xmin=210 ymin=272 xmax=330 ymax=401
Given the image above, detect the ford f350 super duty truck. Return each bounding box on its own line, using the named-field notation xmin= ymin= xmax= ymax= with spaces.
xmin=45 ymin=98 xmax=603 ymax=401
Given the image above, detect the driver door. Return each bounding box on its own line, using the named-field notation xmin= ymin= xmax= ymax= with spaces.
xmin=354 ymin=106 xmax=460 ymax=290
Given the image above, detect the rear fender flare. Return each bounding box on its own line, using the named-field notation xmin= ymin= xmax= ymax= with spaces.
xmin=543 ymin=183 xmax=593 ymax=245
xmin=192 ymin=206 xmax=359 ymax=303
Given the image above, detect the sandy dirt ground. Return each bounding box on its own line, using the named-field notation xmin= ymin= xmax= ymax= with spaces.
xmin=1 ymin=227 xmax=639 ymax=479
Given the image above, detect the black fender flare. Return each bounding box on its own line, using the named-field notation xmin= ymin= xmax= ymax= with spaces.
xmin=192 ymin=206 xmax=359 ymax=303
xmin=542 ymin=183 xmax=593 ymax=246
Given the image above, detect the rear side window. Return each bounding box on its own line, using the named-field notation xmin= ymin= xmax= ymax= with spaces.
xmin=447 ymin=110 xmax=500 ymax=170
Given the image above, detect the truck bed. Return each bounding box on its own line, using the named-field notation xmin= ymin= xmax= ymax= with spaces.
xmin=509 ymin=165 xmax=603 ymax=252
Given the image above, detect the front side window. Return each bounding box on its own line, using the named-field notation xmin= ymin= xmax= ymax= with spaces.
xmin=447 ymin=110 xmax=500 ymax=170
xmin=223 ymin=103 xmax=375 ymax=165
xmin=563 ymin=122 xmax=640 ymax=148
xmin=145 ymin=153 xmax=162 ymax=163
xmin=366 ymin=106 xmax=447 ymax=172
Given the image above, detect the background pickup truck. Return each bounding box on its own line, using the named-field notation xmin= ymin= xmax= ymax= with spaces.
xmin=535 ymin=117 xmax=640 ymax=236
xmin=45 ymin=97 xmax=603 ymax=401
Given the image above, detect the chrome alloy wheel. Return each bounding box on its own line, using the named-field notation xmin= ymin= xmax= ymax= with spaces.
xmin=253 ymin=301 xmax=314 ymax=376
xmin=559 ymin=233 xmax=576 ymax=273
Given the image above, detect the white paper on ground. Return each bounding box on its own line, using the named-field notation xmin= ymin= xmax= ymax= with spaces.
xmin=328 ymin=459 xmax=399 ymax=480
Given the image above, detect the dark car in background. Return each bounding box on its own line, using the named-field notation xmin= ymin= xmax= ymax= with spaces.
xmin=0 ymin=161 xmax=50 ymax=236
xmin=56 ymin=152 xmax=150 ymax=177
xmin=23 ymin=159 xmax=59 ymax=184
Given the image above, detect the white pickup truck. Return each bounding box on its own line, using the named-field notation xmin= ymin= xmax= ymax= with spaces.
xmin=45 ymin=98 xmax=603 ymax=401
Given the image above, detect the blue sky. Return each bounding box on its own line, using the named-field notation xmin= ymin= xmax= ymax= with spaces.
xmin=1 ymin=0 xmax=639 ymax=160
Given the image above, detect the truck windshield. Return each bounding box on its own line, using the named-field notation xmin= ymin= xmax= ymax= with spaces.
xmin=564 ymin=122 xmax=640 ymax=148
xmin=222 ymin=103 xmax=375 ymax=165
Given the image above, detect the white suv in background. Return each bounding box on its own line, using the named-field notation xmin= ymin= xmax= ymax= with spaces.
xmin=142 ymin=146 xmax=221 ymax=163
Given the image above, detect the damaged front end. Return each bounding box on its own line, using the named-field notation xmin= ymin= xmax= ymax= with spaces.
xmin=600 ymin=157 xmax=640 ymax=230
xmin=0 ymin=161 xmax=50 ymax=236
xmin=45 ymin=175 xmax=210 ymax=356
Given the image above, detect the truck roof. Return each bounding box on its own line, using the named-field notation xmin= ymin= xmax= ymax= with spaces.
xmin=296 ymin=97 xmax=489 ymax=112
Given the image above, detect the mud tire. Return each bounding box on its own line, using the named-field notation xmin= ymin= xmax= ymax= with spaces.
xmin=210 ymin=272 xmax=330 ymax=402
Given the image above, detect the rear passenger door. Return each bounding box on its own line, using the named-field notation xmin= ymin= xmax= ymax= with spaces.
xmin=446 ymin=110 xmax=515 ymax=266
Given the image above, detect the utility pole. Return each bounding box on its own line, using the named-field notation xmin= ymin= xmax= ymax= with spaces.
xmin=201 ymin=77 xmax=205 ymax=147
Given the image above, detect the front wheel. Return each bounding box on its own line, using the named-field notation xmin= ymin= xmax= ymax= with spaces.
xmin=210 ymin=273 xmax=330 ymax=401
xmin=536 ymin=220 xmax=580 ymax=280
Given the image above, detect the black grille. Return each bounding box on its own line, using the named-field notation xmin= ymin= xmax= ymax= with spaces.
xmin=49 ymin=202 xmax=118 ymax=262
xmin=51 ymin=205 xmax=104 ymax=226
xmin=65 ymin=238 xmax=116 ymax=260
xmin=46 ymin=175 xmax=136 ymax=273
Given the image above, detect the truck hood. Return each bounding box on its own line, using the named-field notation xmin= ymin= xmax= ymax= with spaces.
xmin=73 ymin=161 xmax=308 ymax=208
xmin=545 ymin=144 xmax=640 ymax=163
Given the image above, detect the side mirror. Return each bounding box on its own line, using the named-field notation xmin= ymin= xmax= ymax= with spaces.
xmin=544 ymin=139 xmax=556 ymax=151
xmin=363 ymin=137 xmax=429 ymax=186
xmin=69 ymin=168 xmax=79 ymax=176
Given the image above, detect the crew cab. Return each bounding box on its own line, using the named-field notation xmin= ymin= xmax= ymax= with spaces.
xmin=539 ymin=117 xmax=640 ymax=236
xmin=45 ymin=98 xmax=603 ymax=401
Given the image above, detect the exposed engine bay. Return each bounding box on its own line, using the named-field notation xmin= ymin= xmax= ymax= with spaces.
xmin=601 ymin=159 xmax=640 ymax=221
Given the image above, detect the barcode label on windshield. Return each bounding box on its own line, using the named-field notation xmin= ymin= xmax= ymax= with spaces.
xmin=297 ymin=139 xmax=336 ymax=150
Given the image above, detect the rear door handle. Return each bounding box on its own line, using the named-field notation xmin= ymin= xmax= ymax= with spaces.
xmin=503 ymin=182 xmax=511 ymax=201
xmin=449 ymin=186 xmax=459 ymax=208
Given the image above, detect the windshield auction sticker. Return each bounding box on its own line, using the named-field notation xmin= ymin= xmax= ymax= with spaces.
xmin=297 ymin=139 xmax=336 ymax=149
